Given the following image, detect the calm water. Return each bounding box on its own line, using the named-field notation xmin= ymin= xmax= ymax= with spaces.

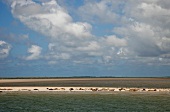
xmin=0 ymin=92 xmax=170 ymax=112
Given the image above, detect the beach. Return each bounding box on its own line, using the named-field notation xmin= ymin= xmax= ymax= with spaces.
xmin=0 ymin=86 xmax=170 ymax=93
xmin=0 ymin=78 xmax=170 ymax=93
xmin=1 ymin=78 xmax=170 ymax=88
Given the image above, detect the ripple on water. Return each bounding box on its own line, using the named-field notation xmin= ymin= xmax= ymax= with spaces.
xmin=0 ymin=93 xmax=170 ymax=112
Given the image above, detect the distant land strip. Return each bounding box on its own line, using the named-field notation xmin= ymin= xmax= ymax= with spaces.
xmin=0 ymin=76 xmax=170 ymax=79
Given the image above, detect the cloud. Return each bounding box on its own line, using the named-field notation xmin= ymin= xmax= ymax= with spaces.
xmin=11 ymin=0 xmax=92 ymax=40
xmin=78 ymin=0 xmax=124 ymax=24
xmin=113 ymin=22 xmax=162 ymax=57
xmin=0 ymin=40 xmax=11 ymax=59
xmin=8 ymin=0 xmax=170 ymax=65
xmin=0 ymin=29 xmax=30 ymax=45
xmin=19 ymin=34 xmax=29 ymax=39
xmin=115 ymin=0 xmax=170 ymax=57
xmin=25 ymin=45 xmax=42 ymax=60
xmin=78 ymin=0 xmax=170 ymax=64
xmin=48 ymin=60 xmax=57 ymax=65
xmin=77 ymin=41 xmax=100 ymax=51
xmin=103 ymin=35 xmax=127 ymax=47
xmin=10 ymin=0 xmax=97 ymax=62
xmin=45 ymin=52 xmax=70 ymax=60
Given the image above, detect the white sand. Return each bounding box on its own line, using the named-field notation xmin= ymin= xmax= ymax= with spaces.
xmin=0 ymin=87 xmax=169 ymax=92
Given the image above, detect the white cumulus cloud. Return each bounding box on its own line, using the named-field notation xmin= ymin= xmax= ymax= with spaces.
xmin=0 ymin=40 xmax=11 ymax=59
xmin=104 ymin=35 xmax=127 ymax=47
xmin=7 ymin=0 xmax=170 ymax=65
xmin=25 ymin=45 xmax=42 ymax=60
xmin=11 ymin=0 xmax=92 ymax=40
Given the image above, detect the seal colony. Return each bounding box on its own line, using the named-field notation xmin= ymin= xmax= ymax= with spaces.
xmin=0 ymin=78 xmax=169 ymax=93
xmin=0 ymin=87 xmax=170 ymax=93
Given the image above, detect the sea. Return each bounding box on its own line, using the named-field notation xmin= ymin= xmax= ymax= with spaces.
xmin=0 ymin=92 xmax=170 ymax=112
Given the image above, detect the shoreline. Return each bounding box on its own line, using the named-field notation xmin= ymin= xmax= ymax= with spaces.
xmin=0 ymin=87 xmax=170 ymax=94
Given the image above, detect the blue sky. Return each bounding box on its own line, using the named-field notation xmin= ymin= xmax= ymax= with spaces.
xmin=0 ymin=0 xmax=170 ymax=77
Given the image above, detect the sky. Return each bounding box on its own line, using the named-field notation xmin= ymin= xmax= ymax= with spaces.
xmin=0 ymin=0 xmax=170 ymax=77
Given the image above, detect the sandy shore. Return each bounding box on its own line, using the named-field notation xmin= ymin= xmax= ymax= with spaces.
xmin=0 ymin=78 xmax=169 ymax=93
xmin=0 ymin=87 xmax=170 ymax=93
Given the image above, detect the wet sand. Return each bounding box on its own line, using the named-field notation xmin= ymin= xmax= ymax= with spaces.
xmin=0 ymin=78 xmax=170 ymax=88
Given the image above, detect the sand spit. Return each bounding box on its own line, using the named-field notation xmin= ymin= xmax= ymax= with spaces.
xmin=0 ymin=87 xmax=169 ymax=93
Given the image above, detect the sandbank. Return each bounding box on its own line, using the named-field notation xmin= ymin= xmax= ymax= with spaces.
xmin=0 ymin=87 xmax=169 ymax=94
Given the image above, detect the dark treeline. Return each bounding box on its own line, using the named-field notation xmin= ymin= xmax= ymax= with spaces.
xmin=0 ymin=76 xmax=169 ymax=79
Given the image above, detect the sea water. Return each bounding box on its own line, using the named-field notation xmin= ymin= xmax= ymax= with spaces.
xmin=0 ymin=92 xmax=170 ymax=112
